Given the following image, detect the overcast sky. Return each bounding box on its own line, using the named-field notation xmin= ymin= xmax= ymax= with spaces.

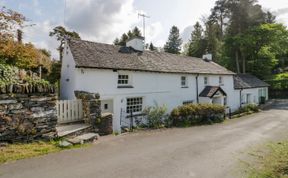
xmin=2 ymin=0 xmax=288 ymax=59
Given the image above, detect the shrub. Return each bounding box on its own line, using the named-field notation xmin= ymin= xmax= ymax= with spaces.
xmin=170 ymin=104 xmax=225 ymax=127
xmin=234 ymin=104 xmax=259 ymax=114
xmin=143 ymin=104 xmax=168 ymax=129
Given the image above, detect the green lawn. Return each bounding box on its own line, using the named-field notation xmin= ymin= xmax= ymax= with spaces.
xmin=0 ymin=141 xmax=88 ymax=164
xmin=248 ymin=141 xmax=288 ymax=178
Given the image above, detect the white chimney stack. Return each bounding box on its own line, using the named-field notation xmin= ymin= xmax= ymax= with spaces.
xmin=202 ymin=54 xmax=212 ymax=61
xmin=126 ymin=36 xmax=145 ymax=52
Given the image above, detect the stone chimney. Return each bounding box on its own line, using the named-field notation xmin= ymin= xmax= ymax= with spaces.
xmin=202 ymin=54 xmax=212 ymax=61
xmin=126 ymin=36 xmax=145 ymax=52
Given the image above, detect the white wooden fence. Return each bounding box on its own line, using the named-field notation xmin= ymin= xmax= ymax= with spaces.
xmin=57 ymin=100 xmax=83 ymax=124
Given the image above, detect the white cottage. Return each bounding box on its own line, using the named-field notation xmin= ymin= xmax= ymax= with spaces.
xmin=233 ymin=74 xmax=269 ymax=106
xmin=60 ymin=37 xmax=268 ymax=132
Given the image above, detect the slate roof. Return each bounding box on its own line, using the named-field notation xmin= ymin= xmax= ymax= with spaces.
xmin=68 ymin=39 xmax=235 ymax=75
xmin=234 ymin=74 xmax=270 ymax=89
xmin=199 ymin=86 xmax=227 ymax=98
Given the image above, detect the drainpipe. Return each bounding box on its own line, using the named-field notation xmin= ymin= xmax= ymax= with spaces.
xmin=196 ymin=74 xmax=199 ymax=103
xmin=240 ymin=88 xmax=243 ymax=108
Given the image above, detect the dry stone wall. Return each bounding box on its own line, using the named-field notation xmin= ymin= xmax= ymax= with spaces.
xmin=74 ymin=91 xmax=113 ymax=135
xmin=0 ymin=85 xmax=57 ymax=142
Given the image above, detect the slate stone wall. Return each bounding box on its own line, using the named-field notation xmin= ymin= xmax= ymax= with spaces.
xmin=74 ymin=91 xmax=101 ymax=131
xmin=99 ymin=113 xmax=113 ymax=135
xmin=0 ymin=86 xmax=57 ymax=142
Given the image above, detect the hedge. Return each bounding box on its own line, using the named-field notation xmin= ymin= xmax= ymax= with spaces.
xmin=170 ymin=104 xmax=226 ymax=127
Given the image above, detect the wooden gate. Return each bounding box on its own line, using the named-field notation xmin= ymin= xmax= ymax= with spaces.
xmin=57 ymin=100 xmax=83 ymax=124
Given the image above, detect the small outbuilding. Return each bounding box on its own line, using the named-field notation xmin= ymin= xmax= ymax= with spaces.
xmin=234 ymin=74 xmax=269 ymax=107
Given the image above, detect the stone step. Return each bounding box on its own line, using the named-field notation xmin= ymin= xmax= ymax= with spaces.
xmin=56 ymin=123 xmax=92 ymax=138
xmin=67 ymin=133 xmax=100 ymax=144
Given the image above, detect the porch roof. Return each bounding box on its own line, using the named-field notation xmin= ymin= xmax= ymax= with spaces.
xmin=199 ymin=86 xmax=227 ymax=98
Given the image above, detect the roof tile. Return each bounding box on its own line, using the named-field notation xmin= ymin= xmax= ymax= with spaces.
xmin=68 ymin=39 xmax=235 ymax=75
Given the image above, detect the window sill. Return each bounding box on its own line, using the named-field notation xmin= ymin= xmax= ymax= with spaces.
xmin=181 ymin=86 xmax=189 ymax=88
xmin=117 ymin=85 xmax=134 ymax=89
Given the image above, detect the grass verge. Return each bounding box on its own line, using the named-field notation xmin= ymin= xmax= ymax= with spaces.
xmin=248 ymin=141 xmax=288 ymax=178
xmin=0 ymin=140 xmax=88 ymax=164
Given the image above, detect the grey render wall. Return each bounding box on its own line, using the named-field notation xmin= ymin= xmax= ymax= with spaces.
xmin=0 ymin=90 xmax=57 ymax=142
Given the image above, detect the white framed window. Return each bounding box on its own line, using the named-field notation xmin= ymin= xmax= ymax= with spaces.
xmin=126 ymin=97 xmax=143 ymax=114
xmin=204 ymin=76 xmax=209 ymax=85
xmin=118 ymin=74 xmax=130 ymax=86
xmin=219 ymin=76 xmax=223 ymax=85
xmin=181 ymin=76 xmax=188 ymax=88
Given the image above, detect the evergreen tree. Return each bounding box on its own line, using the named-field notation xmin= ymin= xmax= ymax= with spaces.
xmin=49 ymin=26 xmax=81 ymax=61
xmin=149 ymin=42 xmax=155 ymax=51
xmin=118 ymin=33 xmax=128 ymax=46
xmin=113 ymin=26 xmax=142 ymax=46
xmin=164 ymin=26 xmax=182 ymax=54
xmin=187 ymin=22 xmax=207 ymax=57
xmin=132 ymin=27 xmax=142 ymax=37
xmin=113 ymin=38 xmax=120 ymax=45
xmin=209 ymin=0 xmax=229 ymax=38
xmin=127 ymin=30 xmax=133 ymax=39
xmin=264 ymin=11 xmax=276 ymax=23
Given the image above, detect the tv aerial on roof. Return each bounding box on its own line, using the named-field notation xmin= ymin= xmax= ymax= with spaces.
xmin=138 ymin=13 xmax=150 ymax=45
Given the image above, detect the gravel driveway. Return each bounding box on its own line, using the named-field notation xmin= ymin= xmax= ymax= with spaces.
xmin=1 ymin=100 xmax=287 ymax=178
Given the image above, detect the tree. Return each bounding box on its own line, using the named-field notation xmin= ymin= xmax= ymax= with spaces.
xmin=117 ymin=33 xmax=129 ymax=46
xmin=0 ymin=39 xmax=52 ymax=72
xmin=187 ymin=22 xmax=206 ymax=57
xmin=264 ymin=11 xmax=276 ymax=23
xmin=132 ymin=27 xmax=141 ymax=37
xmin=209 ymin=0 xmax=230 ymax=38
xmin=149 ymin=42 xmax=156 ymax=51
xmin=114 ymin=26 xmax=142 ymax=46
xmin=0 ymin=6 xmax=26 ymax=39
xmin=164 ymin=26 xmax=182 ymax=54
xmin=49 ymin=26 xmax=81 ymax=61
xmin=242 ymin=24 xmax=288 ymax=78
xmin=47 ymin=60 xmax=61 ymax=84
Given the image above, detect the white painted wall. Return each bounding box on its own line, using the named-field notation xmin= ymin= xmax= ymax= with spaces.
xmin=197 ymin=75 xmax=239 ymax=111
xmin=60 ymin=41 xmax=77 ymax=100
xmin=70 ymin=68 xmax=239 ymax=132
xmin=236 ymin=87 xmax=269 ymax=107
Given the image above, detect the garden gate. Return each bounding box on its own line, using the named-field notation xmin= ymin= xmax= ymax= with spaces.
xmin=56 ymin=100 xmax=83 ymax=124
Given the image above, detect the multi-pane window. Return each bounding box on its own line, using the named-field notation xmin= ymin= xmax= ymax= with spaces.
xmin=181 ymin=76 xmax=187 ymax=87
xmin=118 ymin=75 xmax=129 ymax=85
xmin=204 ymin=76 xmax=208 ymax=85
xmin=126 ymin=97 xmax=143 ymax=114
xmin=219 ymin=76 xmax=223 ymax=85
